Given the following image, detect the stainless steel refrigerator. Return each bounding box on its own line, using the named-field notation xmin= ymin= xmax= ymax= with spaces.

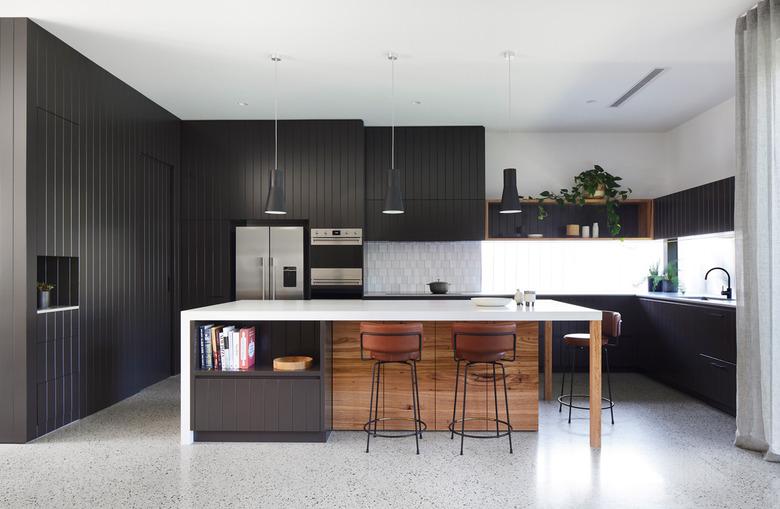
xmin=234 ymin=226 xmax=305 ymax=300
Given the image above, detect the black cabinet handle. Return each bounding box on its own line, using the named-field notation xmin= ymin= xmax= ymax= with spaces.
xmin=709 ymin=361 xmax=727 ymax=370
xmin=707 ymin=312 xmax=725 ymax=318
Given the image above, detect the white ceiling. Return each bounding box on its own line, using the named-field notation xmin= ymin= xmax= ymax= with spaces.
xmin=5 ymin=0 xmax=756 ymax=130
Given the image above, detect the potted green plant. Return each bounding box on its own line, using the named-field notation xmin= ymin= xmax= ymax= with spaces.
xmin=532 ymin=164 xmax=632 ymax=236
xmin=36 ymin=282 xmax=55 ymax=309
xmin=660 ymin=261 xmax=678 ymax=293
xmin=647 ymin=262 xmax=664 ymax=292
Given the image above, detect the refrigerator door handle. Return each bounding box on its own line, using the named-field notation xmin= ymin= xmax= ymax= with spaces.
xmin=270 ymin=256 xmax=275 ymax=300
xmin=259 ymin=257 xmax=265 ymax=300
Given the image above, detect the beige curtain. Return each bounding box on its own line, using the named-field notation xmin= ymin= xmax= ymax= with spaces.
xmin=734 ymin=0 xmax=780 ymax=462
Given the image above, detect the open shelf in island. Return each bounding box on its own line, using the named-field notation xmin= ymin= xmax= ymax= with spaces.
xmin=193 ymin=361 xmax=322 ymax=378
xmin=188 ymin=320 xmax=332 ymax=443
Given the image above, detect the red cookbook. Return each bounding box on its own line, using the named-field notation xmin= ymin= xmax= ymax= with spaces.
xmin=239 ymin=327 xmax=256 ymax=370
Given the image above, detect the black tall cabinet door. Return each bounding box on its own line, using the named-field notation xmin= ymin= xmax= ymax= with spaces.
xmin=365 ymin=126 xmax=486 ymax=241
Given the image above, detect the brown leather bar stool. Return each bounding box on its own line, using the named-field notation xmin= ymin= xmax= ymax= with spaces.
xmin=558 ymin=310 xmax=622 ymax=425
xmin=449 ymin=322 xmax=517 ymax=455
xmin=360 ymin=322 xmax=426 ymax=454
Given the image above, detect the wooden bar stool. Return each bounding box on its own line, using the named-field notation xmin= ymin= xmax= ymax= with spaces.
xmin=449 ymin=322 xmax=517 ymax=455
xmin=558 ymin=311 xmax=622 ymax=425
xmin=360 ymin=322 xmax=426 ymax=454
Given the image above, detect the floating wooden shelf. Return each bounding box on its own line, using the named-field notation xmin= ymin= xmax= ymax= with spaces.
xmin=484 ymin=198 xmax=654 ymax=240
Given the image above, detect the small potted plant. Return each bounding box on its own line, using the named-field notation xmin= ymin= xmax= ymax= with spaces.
xmin=36 ymin=282 xmax=55 ymax=309
xmin=647 ymin=262 xmax=664 ymax=292
xmin=532 ymin=164 xmax=632 ymax=236
xmin=660 ymin=261 xmax=678 ymax=293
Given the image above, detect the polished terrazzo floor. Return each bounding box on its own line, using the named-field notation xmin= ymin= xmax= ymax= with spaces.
xmin=1 ymin=373 xmax=778 ymax=508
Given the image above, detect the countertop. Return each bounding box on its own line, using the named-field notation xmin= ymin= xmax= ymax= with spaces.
xmin=636 ymin=292 xmax=737 ymax=308
xmin=364 ymin=291 xmax=737 ymax=308
xmin=180 ymin=298 xmax=603 ymax=322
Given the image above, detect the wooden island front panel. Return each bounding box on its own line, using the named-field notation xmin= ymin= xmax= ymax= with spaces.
xmin=333 ymin=321 xmax=539 ymax=431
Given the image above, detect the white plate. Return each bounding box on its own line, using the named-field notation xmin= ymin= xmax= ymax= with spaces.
xmin=471 ymin=297 xmax=513 ymax=307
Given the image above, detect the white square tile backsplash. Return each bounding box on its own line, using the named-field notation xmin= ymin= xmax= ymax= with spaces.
xmin=364 ymin=242 xmax=481 ymax=293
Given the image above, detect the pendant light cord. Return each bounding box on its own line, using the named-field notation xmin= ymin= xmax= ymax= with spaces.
xmin=391 ymin=54 xmax=396 ymax=170
xmin=506 ymin=51 xmax=512 ymax=123
xmin=274 ymin=56 xmax=279 ymax=170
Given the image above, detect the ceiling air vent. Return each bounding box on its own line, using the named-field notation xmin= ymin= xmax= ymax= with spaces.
xmin=609 ymin=68 xmax=667 ymax=108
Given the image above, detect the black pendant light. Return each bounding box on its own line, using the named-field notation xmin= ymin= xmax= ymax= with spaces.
xmin=499 ymin=51 xmax=522 ymax=214
xmin=382 ymin=53 xmax=404 ymax=214
xmin=265 ymin=54 xmax=286 ymax=215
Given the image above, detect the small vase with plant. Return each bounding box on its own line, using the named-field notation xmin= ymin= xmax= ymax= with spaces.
xmin=532 ymin=164 xmax=632 ymax=236
xmin=36 ymin=282 xmax=55 ymax=309
xmin=660 ymin=261 xmax=678 ymax=293
xmin=647 ymin=262 xmax=664 ymax=292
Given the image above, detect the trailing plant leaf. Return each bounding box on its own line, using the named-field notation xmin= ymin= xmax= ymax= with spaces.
xmin=533 ymin=164 xmax=632 ymax=235
xmin=36 ymin=282 xmax=55 ymax=292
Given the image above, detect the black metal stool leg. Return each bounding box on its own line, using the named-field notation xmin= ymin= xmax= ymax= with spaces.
xmin=605 ymin=346 xmax=615 ymax=425
xmin=460 ymin=362 xmax=469 ymax=455
xmin=568 ymin=347 xmax=575 ymax=424
xmin=500 ymin=362 xmax=513 ymax=454
xmin=451 ymin=360 xmax=461 ymax=440
xmin=492 ymin=362 xmax=500 ymax=437
xmin=366 ymin=361 xmax=378 ymax=453
xmin=373 ymin=362 xmax=381 ymax=437
xmin=409 ymin=362 xmax=420 ymax=454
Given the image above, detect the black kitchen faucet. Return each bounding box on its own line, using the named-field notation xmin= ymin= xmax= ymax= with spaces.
xmin=705 ymin=267 xmax=732 ymax=300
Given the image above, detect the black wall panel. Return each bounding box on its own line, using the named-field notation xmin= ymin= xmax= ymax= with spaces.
xmin=24 ymin=20 xmax=180 ymax=439
xmin=653 ymin=177 xmax=735 ymax=239
xmin=180 ymin=120 xmax=365 ymax=310
xmin=0 ymin=18 xmax=29 ymax=443
xmin=365 ymin=126 xmax=485 ymax=241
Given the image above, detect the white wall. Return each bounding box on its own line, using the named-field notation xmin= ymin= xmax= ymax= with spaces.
xmin=484 ymin=97 xmax=736 ymax=200
xmin=485 ymin=132 xmax=670 ymax=199
xmin=665 ymin=97 xmax=736 ymax=194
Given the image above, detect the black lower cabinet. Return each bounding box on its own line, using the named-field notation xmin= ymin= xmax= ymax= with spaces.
xmin=639 ymin=298 xmax=736 ymax=415
xmin=194 ymin=377 xmax=322 ymax=435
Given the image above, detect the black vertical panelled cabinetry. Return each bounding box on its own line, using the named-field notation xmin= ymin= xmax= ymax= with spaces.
xmin=365 ymin=126 xmax=485 ymax=241
xmin=0 ymin=19 xmax=181 ymax=442
xmin=638 ymin=298 xmax=736 ymax=415
xmin=653 ymin=177 xmax=735 ymax=238
xmin=180 ymin=121 xmax=364 ymax=312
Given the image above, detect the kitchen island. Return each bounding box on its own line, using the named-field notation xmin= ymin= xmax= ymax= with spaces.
xmin=180 ymin=299 xmax=603 ymax=447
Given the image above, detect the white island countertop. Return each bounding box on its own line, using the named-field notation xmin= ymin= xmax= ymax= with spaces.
xmin=180 ymin=298 xmax=602 ymax=322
